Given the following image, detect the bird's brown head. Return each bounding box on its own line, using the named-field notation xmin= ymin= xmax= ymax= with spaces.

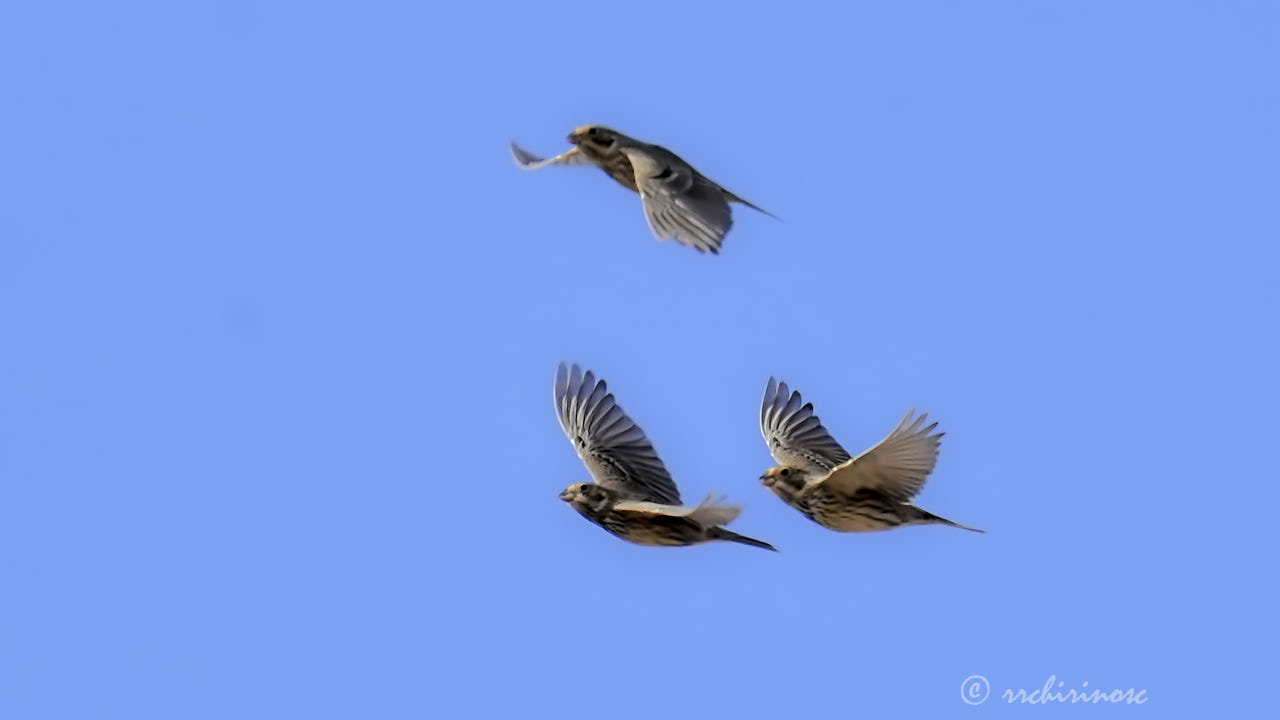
xmin=761 ymin=466 xmax=809 ymax=499
xmin=560 ymin=482 xmax=613 ymax=513
xmin=568 ymin=125 xmax=623 ymax=153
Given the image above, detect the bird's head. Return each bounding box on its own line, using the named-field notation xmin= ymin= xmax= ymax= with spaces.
xmin=568 ymin=125 xmax=623 ymax=153
xmin=760 ymin=465 xmax=810 ymax=501
xmin=560 ymin=482 xmax=614 ymax=514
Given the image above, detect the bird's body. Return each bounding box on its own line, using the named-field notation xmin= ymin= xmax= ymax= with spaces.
xmin=565 ymin=126 xmax=641 ymax=192
xmin=553 ymin=363 xmax=776 ymax=550
xmin=758 ymin=378 xmax=982 ymax=534
xmin=770 ymin=483 xmax=975 ymax=533
xmin=561 ymin=482 xmax=775 ymax=550
xmin=511 ymin=125 xmax=772 ymax=254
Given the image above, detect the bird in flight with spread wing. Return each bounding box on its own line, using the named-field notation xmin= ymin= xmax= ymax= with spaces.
xmin=758 ymin=378 xmax=983 ymax=533
xmin=553 ymin=363 xmax=776 ymax=550
xmin=512 ymin=125 xmax=773 ymax=255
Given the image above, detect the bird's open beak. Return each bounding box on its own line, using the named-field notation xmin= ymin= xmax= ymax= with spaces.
xmin=566 ymin=133 xmax=579 ymax=145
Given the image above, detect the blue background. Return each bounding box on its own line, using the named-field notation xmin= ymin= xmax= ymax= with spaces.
xmin=2 ymin=1 xmax=1276 ymax=716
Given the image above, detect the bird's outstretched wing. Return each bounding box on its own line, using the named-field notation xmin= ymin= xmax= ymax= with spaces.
xmin=553 ymin=363 xmax=681 ymax=504
xmin=613 ymin=493 xmax=741 ymax=528
xmin=621 ymin=146 xmax=734 ymax=254
xmin=510 ymin=142 xmax=592 ymax=170
xmin=760 ymin=378 xmax=852 ymax=475
xmin=818 ymin=411 xmax=942 ymax=501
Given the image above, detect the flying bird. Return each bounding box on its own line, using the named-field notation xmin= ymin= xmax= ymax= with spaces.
xmin=512 ymin=125 xmax=773 ymax=254
xmin=553 ymin=363 xmax=776 ymax=550
xmin=758 ymin=378 xmax=983 ymax=533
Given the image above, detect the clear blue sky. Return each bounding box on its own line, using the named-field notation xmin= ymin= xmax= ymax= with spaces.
xmin=2 ymin=1 xmax=1276 ymax=717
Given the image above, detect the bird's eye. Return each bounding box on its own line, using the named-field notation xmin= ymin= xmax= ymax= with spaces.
xmin=780 ymin=468 xmax=791 ymax=477
xmin=587 ymin=127 xmax=598 ymax=135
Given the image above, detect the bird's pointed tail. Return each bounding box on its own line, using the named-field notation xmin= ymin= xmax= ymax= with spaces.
xmin=725 ymin=191 xmax=779 ymax=221
xmin=709 ymin=526 xmax=778 ymax=551
xmin=919 ymin=508 xmax=985 ymax=533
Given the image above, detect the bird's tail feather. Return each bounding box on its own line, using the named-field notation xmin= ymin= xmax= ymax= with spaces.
xmin=726 ymin=191 xmax=779 ymax=221
xmin=919 ymin=509 xmax=985 ymax=533
xmin=709 ymin=527 xmax=778 ymax=551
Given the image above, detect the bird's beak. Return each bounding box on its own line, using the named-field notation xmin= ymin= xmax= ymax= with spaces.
xmin=559 ymin=489 xmax=573 ymax=501
xmin=566 ymin=132 xmax=579 ymax=145
xmin=759 ymin=473 xmax=771 ymax=485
